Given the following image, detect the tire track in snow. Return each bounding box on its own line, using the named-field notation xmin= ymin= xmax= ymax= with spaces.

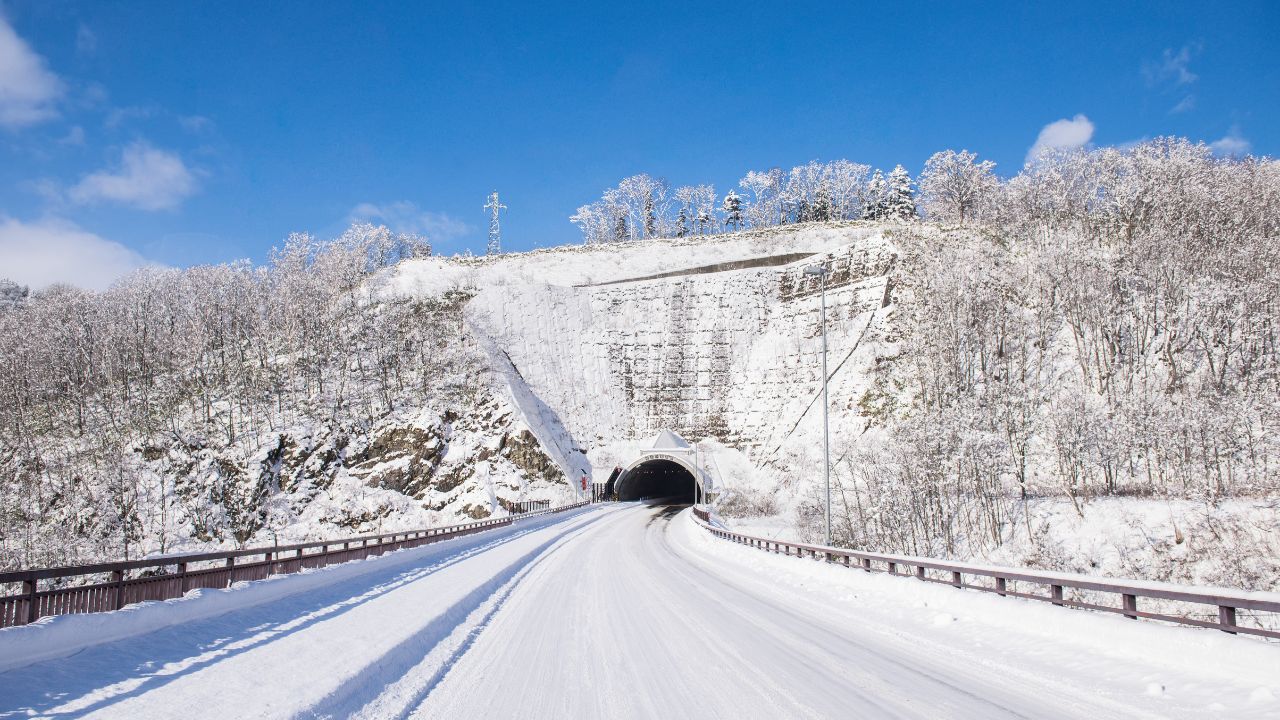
xmin=0 ymin=508 xmax=605 ymax=719
xmin=665 ymin=512 xmax=1183 ymax=720
xmin=296 ymin=508 xmax=618 ymax=719
xmin=417 ymin=504 xmax=1198 ymax=719
xmin=652 ymin=514 xmax=1032 ymax=718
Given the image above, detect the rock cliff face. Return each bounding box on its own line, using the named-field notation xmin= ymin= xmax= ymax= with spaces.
xmin=129 ymin=381 xmax=581 ymax=550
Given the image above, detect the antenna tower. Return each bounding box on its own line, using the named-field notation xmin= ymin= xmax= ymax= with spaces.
xmin=483 ymin=191 xmax=506 ymax=255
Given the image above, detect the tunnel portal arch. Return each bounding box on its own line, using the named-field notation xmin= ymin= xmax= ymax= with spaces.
xmin=615 ymin=449 xmax=705 ymax=503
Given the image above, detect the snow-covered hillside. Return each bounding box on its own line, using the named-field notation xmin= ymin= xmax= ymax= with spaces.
xmin=377 ymin=211 xmax=1279 ymax=595
xmin=379 ymin=221 xmax=894 ymax=489
xmin=0 ymin=228 xmax=587 ymax=571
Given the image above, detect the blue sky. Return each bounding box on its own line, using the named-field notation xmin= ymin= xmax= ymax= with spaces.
xmin=0 ymin=1 xmax=1275 ymax=288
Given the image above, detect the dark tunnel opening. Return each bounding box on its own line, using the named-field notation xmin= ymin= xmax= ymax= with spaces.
xmin=616 ymin=459 xmax=696 ymax=503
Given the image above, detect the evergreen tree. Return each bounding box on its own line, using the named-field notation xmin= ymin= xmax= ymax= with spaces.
xmin=721 ymin=191 xmax=745 ymax=230
xmin=644 ymin=191 xmax=657 ymax=239
xmin=789 ymin=198 xmax=809 ymax=224
xmin=614 ymin=212 xmax=629 ymax=242
xmin=812 ymin=185 xmax=833 ymax=221
xmin=676 ymin=206 xmax=689 ymax=237
xmin=864 ymin=169 xmax=888 ymax=220
xmin=696 ymin=206 xmax=714 ymax=235
xmin=693 ymin=184 xmax=717 ymax=234
xmin=885 ymin=165 xmax=919 ymax=220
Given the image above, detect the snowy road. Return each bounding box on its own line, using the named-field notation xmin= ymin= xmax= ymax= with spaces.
xmin=2 ymin=503 xmax=1277 ymax=718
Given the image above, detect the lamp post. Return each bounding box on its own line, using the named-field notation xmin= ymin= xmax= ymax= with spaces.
xmin=803 ymin=263 xmax=831 ymax=547
xmin=693 ymin=441 xmax=699 ymax=506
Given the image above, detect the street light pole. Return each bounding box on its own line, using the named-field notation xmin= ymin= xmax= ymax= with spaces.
xmin=804 ymin=264 xmax=832 ymax=547
xmin=694 ymin=441 xmax=699 ymax=507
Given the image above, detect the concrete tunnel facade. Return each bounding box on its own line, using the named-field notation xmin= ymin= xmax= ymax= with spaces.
xmin=613 ymin=430 xmax=707 ymax=503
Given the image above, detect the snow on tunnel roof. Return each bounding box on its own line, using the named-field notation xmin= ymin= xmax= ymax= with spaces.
xmin=644 ymin=429 xmax=691 ymax=453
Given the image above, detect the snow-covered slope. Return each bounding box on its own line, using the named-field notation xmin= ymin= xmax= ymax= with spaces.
xmin=379 ymin=221 xmax=896 ymax=496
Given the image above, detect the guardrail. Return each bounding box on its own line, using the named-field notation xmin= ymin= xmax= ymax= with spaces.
xmin=507 ymin=499 xmax=552 ymax=514
xmin=0 ymin=501 xmax=589 ymax=628
xmin=690 ymin=508 xmax=1280 ymax=640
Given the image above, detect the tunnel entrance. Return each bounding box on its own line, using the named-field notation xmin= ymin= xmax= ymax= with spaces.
xmin=615 ymin=459 xmax=696 ymax=503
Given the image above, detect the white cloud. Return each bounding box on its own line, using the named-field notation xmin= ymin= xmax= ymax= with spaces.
xmin=58 ymin=124 xmax=85 ymax=146
xmin=79 ymin=82 xmax=108 ymax=109
xmin=1209 ymin=128 xmax=1250 ymax=157
xmin=0 ymin=216 xmax=149 ymax=290
xmin=25 ymin=177 xmax=63 ymax=204
xmin=1027 ymin=114 xmax=1095 ymax=161
xmin=1170 ymin=95 xmax=1196 ymax=114
xmin=0 ymin=15 xmax=64 ymax=128
xmin=179 ymin=114 xmax=213 ymax=133
xmin=1144 ymin=44 xmax=1199 ymax=87
xmin=349 ymin=201 xmax=473 ymax=242
xmin=75 ymin=23 xmax=96 ymax=55
xmin=69 ymin=142 xmax=198 ymax=210
xmin=104 ymin=105 xmax=154 ymax=129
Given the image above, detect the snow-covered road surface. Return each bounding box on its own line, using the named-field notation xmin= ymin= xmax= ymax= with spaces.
xmin=2 ymin=503 xmax=1277 ymax=718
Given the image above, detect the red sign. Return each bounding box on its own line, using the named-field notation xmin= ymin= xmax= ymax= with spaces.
xmin=581 ymin=476 xmax=588 ymax=491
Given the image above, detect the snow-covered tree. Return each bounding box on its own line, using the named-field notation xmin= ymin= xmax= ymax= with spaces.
xmin=570 ymin=203 xmax=608 ymax=244
xmin=774 ymin=160 xmax=871 ymax=223
xmin=863 ymin=169 xmax=888 ymax=220
xmin=693 ymin=184 xmax=717 ymax=235
xmin=919 ymin=150 xmax=998 ymax=223
xmin=884 ymin=165 xmax=918 ymax=220
xmin=613 ymin=210 xmax=629 ymax=242
xmin=739 ymin=168 xmax=784 ymax=227
xmin=811 ymin=184 xmax=833 ymax=221
xmin=0 ymin=280 xmax=28 ymax=309
xmin=721 ymin=190 xmax=745 ymax=230
xmin=781 ymin=161 xmax=823 ymax=223
xmin=615 ymin=174 xmax=667 ymax=240
xmin=572 ymin=174 xmax=669 ymax=242
xmin=644 ymin=191 xmax=657 ymax=239
xmin=672 ymin=185 xmax=697 ymax=238
xmin=823 ymin=159 xmax=872 ymax=219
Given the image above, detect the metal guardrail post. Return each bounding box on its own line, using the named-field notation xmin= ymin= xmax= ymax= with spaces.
xmin=1219 ymin=605 xmax=1237 ymax=634
xmin=1123 ymin=594 xmax=1138 ymax=619
xmin=23 ymin=577 xmax=37 ymax=624
xmin=111 ymin=569 xmax=124 ymax=610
